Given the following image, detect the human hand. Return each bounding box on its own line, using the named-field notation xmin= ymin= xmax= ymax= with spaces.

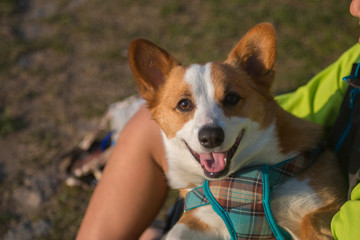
xmin=331 ymin=183 xmax=360 ymax=240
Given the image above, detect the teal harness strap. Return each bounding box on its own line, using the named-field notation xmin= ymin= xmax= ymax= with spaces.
xmin=203 ymin=180 xmax=238 ymax=240
xmin=185 ymin=186 xmax=210 ymax=211
xmin=185 ymin=164 xmax=290 ymax=240
xmin=262 ymin=165 xmax=292 ymax=240
xmin=184 ymin=152 xmax=320 ymax=240
xmin=335 ymin=62 xmax=360 ymax=153
xmin=334 ymin=88 xmax=359 ymax=153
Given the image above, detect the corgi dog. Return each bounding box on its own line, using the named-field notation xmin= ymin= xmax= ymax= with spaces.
xmin=129 ymin=23 xmax=346 ymax=240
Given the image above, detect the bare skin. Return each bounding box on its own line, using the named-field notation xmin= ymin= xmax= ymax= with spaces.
xmin=76 ymin=105 xmax=168 ymax=240
xmin=351 ymin=0 xmax=360 ymax=27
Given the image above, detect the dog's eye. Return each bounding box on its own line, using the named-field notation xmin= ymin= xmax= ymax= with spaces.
xmin=223 ymin=92 xmax=241 ymax=106
xmin=177 ymin=99 xmax=193 ymax=112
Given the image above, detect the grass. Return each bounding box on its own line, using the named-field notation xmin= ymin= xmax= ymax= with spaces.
xmin=155 ymin=0 xmax=357 ymax=92
xmin=1 ymin=0 xmax=359 ymax=239
xmin=41 ymin=186 xmax=92 ymax=240
xmin=0 ymin=0 xmax=19 ymax=16
xmin=0 ymin=108 xmax=26 ymax=137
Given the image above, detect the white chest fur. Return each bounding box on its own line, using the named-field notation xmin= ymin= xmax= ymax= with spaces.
xmin=271 ymin=177 xmax=323 ymax=239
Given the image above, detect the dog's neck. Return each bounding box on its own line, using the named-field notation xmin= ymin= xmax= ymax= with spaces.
xmin=273 ymin=102 xmax=322 ymax=155
xmin=162 ymin=101 xmax=322 ymax=190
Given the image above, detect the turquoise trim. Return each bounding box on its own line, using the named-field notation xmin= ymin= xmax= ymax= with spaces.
xmin=185 ymin=203 xmax=210 ymax=212
xmin=262 ymin=165 xmax=289 ymax=240
xmin=184 ymin=155 xmax=315 ymax=239
xmin=336 ymin=61 xmax=360 ymax=153
xmin=349 ymin=88 xmax=360 ymax=108
xmin=335 ymin=88 xmax=360 ymax=153
xmin=334 ymin=109 xmax=353 ymax=153
xmin=342 ymin=62 xmax=360 ymax=86
xmin=185 ymin=185 xmax=210 ymax=211
xmin=203 ymin=180 xmax=237 ymax=240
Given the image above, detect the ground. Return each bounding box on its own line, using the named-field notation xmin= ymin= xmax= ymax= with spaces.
xmin=0 ymin=0 xmax=357 ymax=239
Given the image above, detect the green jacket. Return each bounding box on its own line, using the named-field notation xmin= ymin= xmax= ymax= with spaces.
xmin=276 ymin=43 xmax=360 ymax=240
xmin=332 ymin=183 xmax=360 ymax=240
xmin=276 ymin=44 xmax=360 ymax=128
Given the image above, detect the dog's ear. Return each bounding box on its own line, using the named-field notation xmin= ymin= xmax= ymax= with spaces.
xmin=225 ymin=23 xmax=277 ymax=91
xmin=129 ymin=39 xmax=179 ymax=104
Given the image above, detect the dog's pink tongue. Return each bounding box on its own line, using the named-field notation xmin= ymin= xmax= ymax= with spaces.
xmin=199 ymin=152 xmax=226 ymax=173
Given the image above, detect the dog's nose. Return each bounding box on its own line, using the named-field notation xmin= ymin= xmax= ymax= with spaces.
xmin=198 ymin=126 xmax=224 ymax=148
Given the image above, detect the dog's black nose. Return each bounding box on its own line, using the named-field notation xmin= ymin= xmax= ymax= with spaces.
xmin=198 ymin=126 xmax=224 ymax=148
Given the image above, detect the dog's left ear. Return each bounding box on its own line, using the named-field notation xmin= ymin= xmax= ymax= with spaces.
xmin=226 ymin=23 xmax=277 ymax=91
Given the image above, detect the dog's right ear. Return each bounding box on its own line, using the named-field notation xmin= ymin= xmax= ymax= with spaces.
xmin=129 ymin=39 xmax=179 ymax=104
xmin=225 ymin=23 xmax=277 ymax=93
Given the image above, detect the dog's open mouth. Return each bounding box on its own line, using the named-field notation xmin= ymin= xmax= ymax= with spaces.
xmin=185 ymin=129 xmax=245 ymax=178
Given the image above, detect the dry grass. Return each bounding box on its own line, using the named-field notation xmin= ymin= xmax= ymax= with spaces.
xmin=0 ymin=0 xmax=357 ymax=239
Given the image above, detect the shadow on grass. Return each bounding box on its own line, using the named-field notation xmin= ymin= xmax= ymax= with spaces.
xmin=0 ymin=107 xmax=27 ymax=137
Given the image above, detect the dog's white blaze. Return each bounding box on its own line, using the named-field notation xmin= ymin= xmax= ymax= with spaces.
xmin=185 ymin=63 xmax=220 ymax=127
xmin=185 ymin=63 xmax=214 ymax=104
xmin=163 ymin=63 xmax=296 ymax=188
xmin=161 ymin=64 xmax=214 ymax=188
xmin=164 ymin=63 xmax=232 ymax=188
xmin=182 ymin=63 xmax=240 ymax=151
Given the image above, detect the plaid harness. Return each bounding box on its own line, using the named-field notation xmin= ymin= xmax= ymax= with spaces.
xmin=184 ymin=150 xmax=322 ymax=240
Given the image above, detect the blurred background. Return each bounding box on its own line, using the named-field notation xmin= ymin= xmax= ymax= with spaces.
xmin=0 ymin=0 xmax=357 ymax=239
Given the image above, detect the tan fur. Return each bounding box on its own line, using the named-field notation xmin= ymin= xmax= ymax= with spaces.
xmin=225 ymin=22 xmax=277 ymax=93
xmin=274 ymin=104 xmax=323 ymax=155
xmin=178 ymin=210 xmax=212 ymax=232
xmin=129 ymin=39 xmax=180 ymax=107
xmin=301 ymin=204 xmax=342 ymax=240
xmin=210 ymin=63 xmax=280 ymax=136
xmin=178 ymin=189 xmax=214 ymax=233
xmin=151 ymin=66 xmax=197 ymax=139
xmin=298 ymin=151 xmax=347 ymax=239
xmin=179 ymin=188 xmax=190 ymax=198
xmin=129 ymin=23 xmax=346 ymax=240
xmin=299 ymin=150 xmax=347 ymax=203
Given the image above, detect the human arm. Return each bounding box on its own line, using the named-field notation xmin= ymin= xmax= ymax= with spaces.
xmin=76 ymin=105 xmax=168 ymax=240
xmin=331 ymin=183 xmax=360 ymax=240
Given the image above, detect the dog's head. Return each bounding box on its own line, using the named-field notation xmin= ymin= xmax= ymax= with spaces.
xmin=129 ymin=23 xmax=291 ymax=185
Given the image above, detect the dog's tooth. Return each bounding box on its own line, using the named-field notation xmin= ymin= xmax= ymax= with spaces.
xmin=224 ymin=157 xmax=227 ymax=164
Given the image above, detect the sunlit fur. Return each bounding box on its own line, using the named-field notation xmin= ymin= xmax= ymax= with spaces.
xmin=129 ymin=22 xmax=346 ymax=240
xmin=164 ymin=63 xmax=297 ymax=189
